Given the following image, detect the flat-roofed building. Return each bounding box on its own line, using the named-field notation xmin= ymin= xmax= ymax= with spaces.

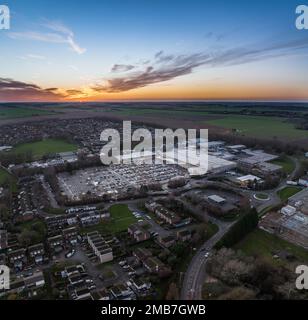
xmin=236 ymin=174 xmax=262 ymax=187
xmin=208 ymin=194 xmax=226 ymax=205
xmin=87 ymin=231 xmax=113 ymax=264
xmin=281 ymin=205 xmax=297 ymax=216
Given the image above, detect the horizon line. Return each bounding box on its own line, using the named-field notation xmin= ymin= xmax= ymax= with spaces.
xmin=0 ymin=99 xmax=308 ymax=104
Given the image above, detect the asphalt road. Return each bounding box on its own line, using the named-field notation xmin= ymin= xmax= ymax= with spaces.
xmin=179 ymin=200 xmax=235 ymax=300
xmin=180 ymin=156 xmax=300 ymax=300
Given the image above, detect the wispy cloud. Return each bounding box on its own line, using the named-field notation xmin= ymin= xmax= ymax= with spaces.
xmin=9 ymin=20 xmax=86 ymax=55
xmin=19 ymin=53 xmax=47 ymax=60
xmin=93 ymin=36 xmax=308 ymax=93
xmin=41 ymin=20 xmax=74 ymax=37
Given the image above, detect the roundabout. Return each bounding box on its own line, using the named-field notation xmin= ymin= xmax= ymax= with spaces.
xmin=254 ymin=193 xmax=270 ymax=201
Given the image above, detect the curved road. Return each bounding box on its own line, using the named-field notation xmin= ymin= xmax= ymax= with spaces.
xmin=180 ymin=156 xmax=301 ymax=300
xmin=179 ymin=198 xmax=235 ymax=300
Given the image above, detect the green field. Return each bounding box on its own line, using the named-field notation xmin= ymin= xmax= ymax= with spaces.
xmin=0 ymin=168 xmax=17 ymax=192
xmin=234 ymin=229 xmax=308 ymax=266
xmin=11 ymin=139 xmax=78 ymax=159
xmin=110 ymin=107 xmax=213 ymax=117
xmin=270 ymin=157 xmax=295 ymax=174
xmin=110 ymin=107 xmax=308 ymax=141
xmin=0 ymin=169 xmax=10 ymax=185
xmin=0 ymin=107 xmax=53 ymax=119
xmin=277 ymin=186 xmax=302 ymax=201
xmin=205 ymin=115 xmax=308 ymax=140
xmin=81 ymin=204 xmax=137 ymax=234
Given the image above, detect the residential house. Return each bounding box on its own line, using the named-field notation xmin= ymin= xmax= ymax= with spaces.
xmin=48 ymin=235 xmax=64 ymax=254
xmin=128 ymin=223 xmax=150 ymax=243
xmin=73 ymin=286 xmax=92 ymax=300
xmin=110 ymin=284 xmax=132 ymax=299
xmin=146 ymin=201 xmax=182 ymax=225
xmin=158 ymin=235 xmax=176 ymax=248
xmin=8 ymin=248 xmax=27 ymax=270
xmin=91 ymin=289 xmax=110 ymax=300
xmin=28 ymin=243 xmax=45 ymax=264
xmin=87 ymin=231 xmax=113 ymax=264
xmin=133 ymin=247 xmax=152 ymax=263
xmin=62 ymin=226 xmax=78 ymax=245
xmin=177 ymin=230 xmax=191 ymax=242
xmin=45 ymin=215 xmax=67 ymax=231
xmin=131 ymin=278 xmax=151 ymax=291
xmin=144 ymin=256 xmax=166 ymax=274
xmin=23 ymin=271 xmax=45 ymax=289
xmin=66 ymin=213 xmax=78 ymax=226
xmin=79 ymin=211 xmax=101 ymax=227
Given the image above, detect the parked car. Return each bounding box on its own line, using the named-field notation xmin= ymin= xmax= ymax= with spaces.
xmin=65 ymin=249 xmax=76 ymax=258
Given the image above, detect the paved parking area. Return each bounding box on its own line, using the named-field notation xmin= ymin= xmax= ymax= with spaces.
xmin=58 ymin=164 xmax=187 ymax=200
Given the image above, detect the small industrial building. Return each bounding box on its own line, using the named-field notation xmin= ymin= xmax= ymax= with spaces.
xmin=236 ymin=175 xmax=262 ymax=187
xmin=208 ymin=194 xmax=226 ymax=205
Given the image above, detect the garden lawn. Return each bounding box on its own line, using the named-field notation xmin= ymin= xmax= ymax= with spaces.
xmin=277 ymin=186 xmax=302 ymax=201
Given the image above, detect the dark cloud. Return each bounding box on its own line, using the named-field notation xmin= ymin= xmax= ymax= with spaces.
xmin=93 ymin=36 xmax=308 ymax=93
xmin=111 ymin=64 xmax=135 ymax=72
xmin=0 ymin=78 xmax=64 ymax=101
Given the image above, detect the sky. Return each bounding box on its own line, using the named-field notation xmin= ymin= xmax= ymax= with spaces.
xmin=0 ymin=0 xmax=307 ymax=102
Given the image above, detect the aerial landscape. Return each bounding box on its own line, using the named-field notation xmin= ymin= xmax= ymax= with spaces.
xmin=0 ymin=0 xmax=308 ymax=311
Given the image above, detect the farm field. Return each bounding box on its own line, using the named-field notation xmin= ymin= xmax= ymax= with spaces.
xmin=10 ymin=139 xmax=78 ymax=159
xmin=0 ymin=107 xmax=54 ymax=119
xmin=234 ymin=229 xmax=308 ymax=266
xmin=205 ymin=115 xmax=308 ymax=140
xmin=102 ymin=106 xmax=308 ymax=142
xmin=109 ymin=107 xmax=214 ymax=117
